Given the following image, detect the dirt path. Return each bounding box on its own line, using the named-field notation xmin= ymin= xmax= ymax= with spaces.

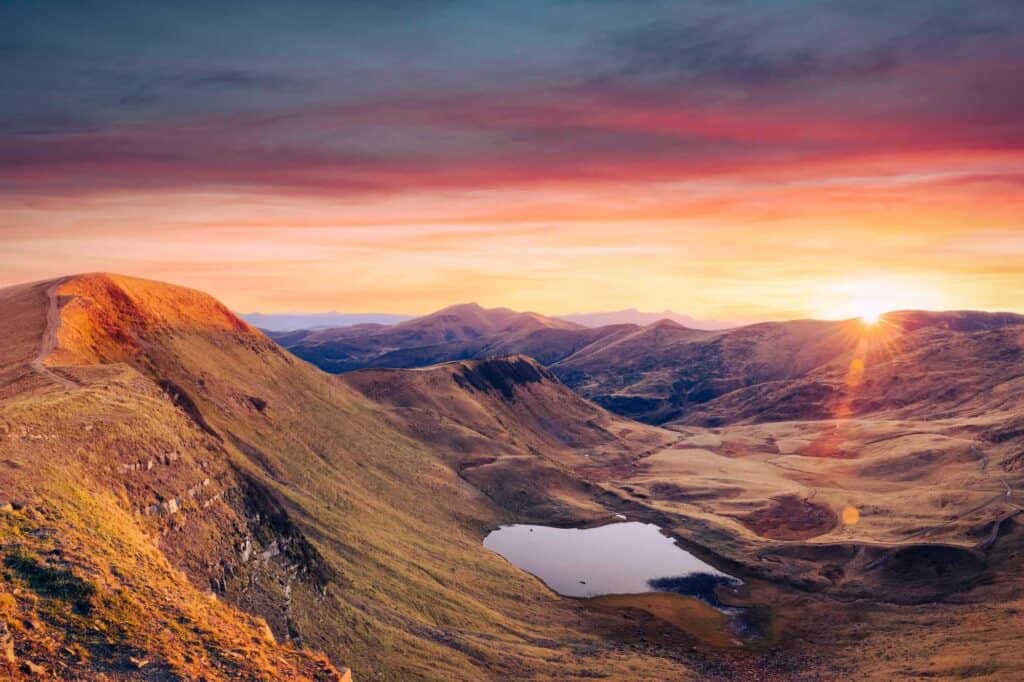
xmin=29 ymin=278 xmax=79 ymax=391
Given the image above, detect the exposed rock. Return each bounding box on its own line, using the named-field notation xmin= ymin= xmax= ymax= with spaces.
xmin=0 ymin=621 xmax=15 ymax=663
xmin=20 ymin=660 xmax=46 ymax=676
xmin=246 ymin=395 xmax=268 ymax=412
xmin=452 ymin=355 xmax=553 ymax=401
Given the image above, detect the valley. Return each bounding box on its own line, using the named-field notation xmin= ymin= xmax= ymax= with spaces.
xmin=2 ymin=274 xmax=1024 ymax=680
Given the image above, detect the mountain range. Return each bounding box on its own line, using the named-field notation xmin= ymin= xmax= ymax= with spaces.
xmin=241 ymin=312 xmax=414 ymax=331
xmin=270 ymin=303 xmax=1024 ymax=426
xmin=243 ymin=307 xmax=735 ymax=333
xmin=559 ymin=308 xmax=737 ymax=329
xmin=3 ymin=274 xmax=1024 ymax=680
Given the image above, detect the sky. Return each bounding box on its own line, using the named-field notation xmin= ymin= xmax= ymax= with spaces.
xmin=2 ymin=0 xmax=1023 ymax=320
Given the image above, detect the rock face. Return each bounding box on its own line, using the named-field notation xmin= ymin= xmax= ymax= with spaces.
xmin=0 ymin=621 xmax=15 ymax=663
xmin=451 ymin=354 xmax=554 ymax=400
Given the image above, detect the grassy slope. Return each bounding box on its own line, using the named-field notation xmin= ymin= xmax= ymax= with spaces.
xmin=0 ymin=278 xmax=346 ymax=680
xmin=342 ymin=356 xmax=674 ymax=523
xmin=1 ymin=274 xmax=690 ymax=680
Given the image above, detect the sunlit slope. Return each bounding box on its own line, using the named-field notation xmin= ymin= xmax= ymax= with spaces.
xmin=551 ymin=312 xmax=1024 ymax=425
xmin=0 ymin=276 xmax=347 ymax=680
xmin=0 ymin=274 xmax=689 ymax=680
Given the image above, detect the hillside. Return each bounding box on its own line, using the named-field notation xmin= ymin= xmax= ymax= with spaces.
xmin=343 ymin=356 xmax=672 ymax=522
xmin=0 ymin=274 xmax=690 ymax=680
xmin=343 ymin=336 xmax=1024 ymax=679
xmin=642 ymin=312 xmax=1024 ymax=426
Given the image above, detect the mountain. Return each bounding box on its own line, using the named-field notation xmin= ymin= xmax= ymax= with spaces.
xmin=268 ymin=302 xmax=583 ymax=373
xmin=555 ymin=311 xmax=1024 ymax=426
xmin=0 ymin=274 xmax=687 ymax=680
xmin=559 ymin=308 xmax=737 ymax=330
xmin=341 ymin=356 xmax=671 ymax=523
xmin=246 ymin=308 xmax=735 ymax=335
xmin=241 ymin=311 xmax=412 ymax=331
xmin=4 ymin=274 xmax=1024 ymax=680
xmin=276 ymin=305 xmax=1024 ymax=428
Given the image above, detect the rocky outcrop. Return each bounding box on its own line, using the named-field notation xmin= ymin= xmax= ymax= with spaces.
xmin=451 ymin=355 xmax=555 ymax=400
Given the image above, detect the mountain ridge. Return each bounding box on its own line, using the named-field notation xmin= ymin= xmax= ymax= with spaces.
xmin=273 ymin=303 xmax=1024 ymax=426
xmin=0 ymin=273 xmax=691 ymax=680
xmin=559 ymin=308 xmax=737 ymax=330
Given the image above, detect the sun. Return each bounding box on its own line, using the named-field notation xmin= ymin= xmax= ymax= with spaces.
xmin=858 ymin=308 xmax=883 ymax=325
xmin=840 ymin=297 xmax=889 ymax=326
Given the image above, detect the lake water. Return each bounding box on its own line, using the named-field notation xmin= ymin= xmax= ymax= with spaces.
xmin=484 ymin=521 xmax=739 ymax=600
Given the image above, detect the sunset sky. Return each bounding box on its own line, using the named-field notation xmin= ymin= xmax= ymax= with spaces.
xmin=3 ymin=1 xmax=1023 ymax=320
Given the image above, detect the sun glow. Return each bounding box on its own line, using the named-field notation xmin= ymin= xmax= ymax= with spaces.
xmin=834 ymin=297 xmax=890 ymax=325
xmin=856 ymin=306 xmax=884 ymax=325
xmin=819 ymin=277 xmax=948 ymax=325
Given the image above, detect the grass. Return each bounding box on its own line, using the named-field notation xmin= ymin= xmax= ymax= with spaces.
xmin=3 ymin=551 xmax=96 ymax=614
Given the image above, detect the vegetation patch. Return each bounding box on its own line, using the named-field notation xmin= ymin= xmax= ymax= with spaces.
xmin=4 ymin=550 xmax=96 ymax=614
xmin=740 ymin=495 xmax=838 ymax=540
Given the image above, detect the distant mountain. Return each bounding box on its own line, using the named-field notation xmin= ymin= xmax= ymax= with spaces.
xmin=275 ymin=302 xmax=1024 ymax=427
xmin=267 ymin=302 xmax=583 ymax=372
xmin=558 ymin=308 xmax=737 ymax=330
xmin=240 ymin=311 xmax=412 ymax=331
xmin=244 ymin=307 xmax=736 ymax=332
xmin=555 ymin=310 xmax=1024 ymax=425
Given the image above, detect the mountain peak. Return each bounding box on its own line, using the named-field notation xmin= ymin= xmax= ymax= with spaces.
xmin=648 ymin=318 xmax=686 ymax=330
xmin=432 ymin=302 xmax=487 ymax=315
xmin=44 ymin=272 xmax=258 ymax=367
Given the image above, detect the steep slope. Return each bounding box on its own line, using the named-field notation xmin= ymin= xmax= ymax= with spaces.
xmin=0 ymin=274 xmax=691 ymax=680
xmin=0 ymin=277 xmax=347 ymax=680
xmin=343 ymin=356 xmax=673 ymax=522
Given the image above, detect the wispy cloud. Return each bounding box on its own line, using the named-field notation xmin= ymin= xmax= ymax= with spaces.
xmin=1 ymin=1 xmax=1023 ymax=316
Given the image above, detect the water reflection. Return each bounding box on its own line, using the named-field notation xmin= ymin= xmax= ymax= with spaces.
xmin=647 ymin=573 xmax=740 ymax=608
xmin=484 ymin=521 xmax=739 ymax=601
